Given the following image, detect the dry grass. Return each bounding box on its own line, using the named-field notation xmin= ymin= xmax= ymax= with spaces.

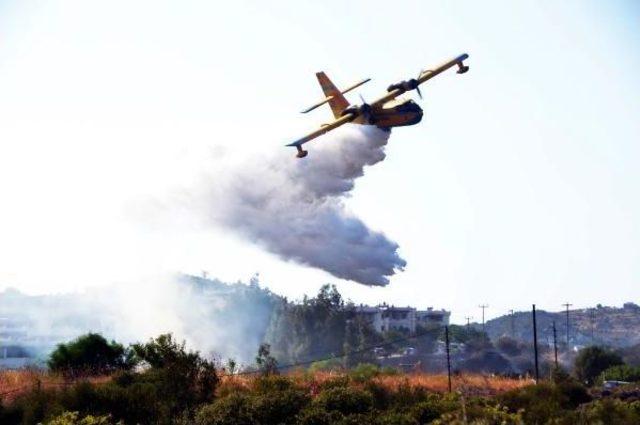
xmin=219 ymin=371 xmax=531 ymax=397
xmin=373 ymin=373 xmax=531 ymax=395
xmin=0 ymin=369 xmax=111 ymax=403
xmin=2 ymin=368 xmax=529 ymax=403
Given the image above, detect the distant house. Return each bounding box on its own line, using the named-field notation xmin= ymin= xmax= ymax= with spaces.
xmin=355 ymin=304 xmax=450 ymax=335
xmin=381 ymin=306 xmax=416 ymax=334
xmin=416 ymin=308 xmax=451 ymax=327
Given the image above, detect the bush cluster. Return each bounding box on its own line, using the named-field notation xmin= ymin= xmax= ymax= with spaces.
xmin=4 ymin=335 xmax=640 ymax=425
xmin=1 ymin=334 xmax=218 ymax=425
xmin=4 ymin=368 xmax=640 ymax=425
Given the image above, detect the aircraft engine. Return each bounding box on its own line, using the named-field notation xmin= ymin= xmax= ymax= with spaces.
xmin=387 ymin=78 xmax=419 ymax=93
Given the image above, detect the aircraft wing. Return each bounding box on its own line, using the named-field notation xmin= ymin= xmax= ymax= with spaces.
xmin=286 ymin=113 xmax=355 ymax=148
xmin=370 ymin=53 xmax=469 ymax=107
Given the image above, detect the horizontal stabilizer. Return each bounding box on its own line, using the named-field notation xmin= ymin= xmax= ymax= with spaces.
xmin=301 ymin=96 xmax=334 ymax=113
xmin=301 ymin=77 xmax=371 ymax=114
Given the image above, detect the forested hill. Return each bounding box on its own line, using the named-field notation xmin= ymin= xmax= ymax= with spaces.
xmin=482 ymin=303 xmax=640 ymax=348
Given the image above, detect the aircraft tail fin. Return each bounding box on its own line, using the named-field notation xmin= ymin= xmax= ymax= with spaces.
xmin=315 ymin=72 xmax=350 ymax=119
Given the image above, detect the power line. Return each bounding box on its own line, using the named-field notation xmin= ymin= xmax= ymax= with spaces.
xmin=532 ymin=304 xmax=539 ymax=384
xmin=478 ymin=304 xmax=489 ymax=333
xmin=508 ymin=309 xmax=515 ymax=338
xmin=590 ymin=309 xmax=596 ymax=343
xmin=562 ymin=302 xmax=572 ymax=345
xmin=445 ymin=325 xmax=452 ymax=393
xmin=552 ymin=321 xmax=558 ymax=369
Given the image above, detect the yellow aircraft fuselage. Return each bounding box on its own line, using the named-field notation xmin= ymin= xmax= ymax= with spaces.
xmin=347 ymin=98 xmax=423 ymax=130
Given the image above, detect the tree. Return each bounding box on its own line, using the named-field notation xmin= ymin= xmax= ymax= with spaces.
xmin=48 ymin=333 xmax=133 ymax=375
xmin=256 ymin=343 xmax=279 ymax=375
xmin=574 ymin=346 xmax=624 ymax=385
xmin=132 ymin=334 xmax=219 ymax=417
xmin=264 ymin=284 xmax=351 ymax=364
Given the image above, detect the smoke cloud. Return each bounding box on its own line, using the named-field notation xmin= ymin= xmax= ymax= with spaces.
xmin=0 ymin=275 xmax=275 ymax=364
xmin=212 ymin=125 xmax=406 ymax=286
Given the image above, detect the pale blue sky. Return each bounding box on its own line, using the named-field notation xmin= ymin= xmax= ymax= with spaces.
xmin=0 ymin=1 xmax=638 ymax=322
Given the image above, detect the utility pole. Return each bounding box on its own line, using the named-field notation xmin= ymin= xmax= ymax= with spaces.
xmin=464 ymin=316 xmax=472 ymax=327
xmin=479 ymin=304 xmax=489 ymax=334
xmin=508 ymin=309 xmax=515 ymax=338
xmin=562 ymin=303 xmax=572 ymax=346
xmin=532 ymin=304 xmax=540 ymax=384
xmin=552 ymin=321 xmax=558 ymax=369
xmin=445 ymin=325 xmax=452 ymax=393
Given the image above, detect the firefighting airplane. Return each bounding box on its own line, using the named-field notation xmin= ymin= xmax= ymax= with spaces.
xmin=287 ymin=53 xmax=469 ymax=158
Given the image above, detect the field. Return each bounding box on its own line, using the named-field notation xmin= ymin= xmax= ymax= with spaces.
xmin=1 ymin=368 xmax=527 ymax=405
xmin=3 ymin=367 xmax=640 ymax=424
xmin=0 ymin=369 xmax=110 ymax=403
xmin=221 ymin=370 xmax=530 ymax=396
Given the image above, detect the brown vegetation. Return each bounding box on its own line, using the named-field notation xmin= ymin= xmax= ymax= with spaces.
xmin=218 ymin=370 xmax=529 ymax=397
xmin=0 ymin=369 xmax=110 ymax=403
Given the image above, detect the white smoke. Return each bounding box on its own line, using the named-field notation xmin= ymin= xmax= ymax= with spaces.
xmin=211 ymin=125 xmax=406 ymax=286
xmin=0 ymin=275 xmax=275 ymax=364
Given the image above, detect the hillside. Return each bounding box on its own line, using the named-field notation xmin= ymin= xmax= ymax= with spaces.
xmin=483 ymin=303 xmax=640 ymax=348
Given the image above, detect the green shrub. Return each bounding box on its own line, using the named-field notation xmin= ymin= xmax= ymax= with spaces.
xmin=556 ymin=380 xmax=591 ymax=409
xmin=309 ymin=359 xmax=343 ymax=373
xmin=380 ymin=366 xmax=401 ymax=376
xmin=362 ymin=381 xmax=392 ymax=411
xmin=348 ymin=363 xmax=381 ymax=382
xmin=251 ymin=389 xmax=310 ymax=424
xmin=196 ymin=386 xmax=309 ymax=425
xmin=45 ymin=411 xmax=115 ymax=425
xmin=574 ymin=346 xmax=624 ymax=385
xmin=434 ymin=402 xmax=523 ymax=425
xmin=409 ymin=393 xmax=458 ymax=424
xmin=372 ymin=412 xmax=417 ymax=425
xmin=314 ymin=386 xmax=373 ymax=415
xmin=602 ymin=364 xmax=640 ymax=382
xmin=499 ymin=383 xmax=564 ymax=423
xmin=48 ymin=333 xmax=133 ymax=375
xmin=296 ymin=405 xmax=343 ymax=425
xmin=195 ymin=393 xmax=255 ymax=425
xmin=5 ymin=334 xmax=219 ymax=425
xmin=132 ymin=334 xmax=219 ymax=418
xmin=580 ymin=398 xmax=640 ymax=424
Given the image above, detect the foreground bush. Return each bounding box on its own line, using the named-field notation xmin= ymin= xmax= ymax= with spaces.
xmin=195 ymin=377 xmax=310 ymax=425
xmin=131 ymin=333 xmax=219 ymax=417
xmin=48 ymin=333 xmax=133 ymax=375
xmin=1 ymin=334 xmax=218 ymax=425
xmin=498 ymin=380 xmax=590 ymax=423
xmin=5 ymin=367 xmax=640 ymax=425
xmin=45 ymin=411 xmax=115 ymax=425
xmin=580 ymin=398 xmax=640 ymax=424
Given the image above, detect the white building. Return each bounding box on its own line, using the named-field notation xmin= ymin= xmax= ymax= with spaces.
xmin=416 ymin=308 xmax=451 ymax=327
xmin=355 ymin=305 xmax=450 ymax=335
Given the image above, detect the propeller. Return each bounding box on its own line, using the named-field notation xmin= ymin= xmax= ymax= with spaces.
xmin=358 ymin=93 xmax=373 ymax=122
xmin=415 ymin=70 xmax=424 ymax=100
